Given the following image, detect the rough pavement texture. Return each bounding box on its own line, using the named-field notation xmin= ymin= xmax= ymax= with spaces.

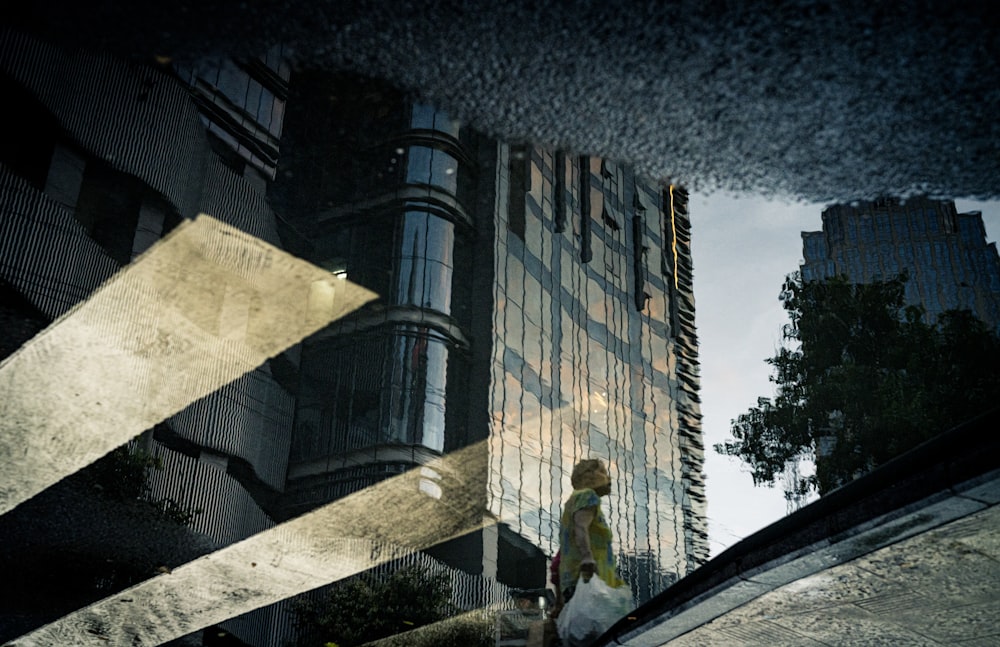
xmin=5 ymin=442 xmax=491 ymax=647
xmin=0 ymin=215 xmax=375 ymax=516
xmin=0 ymin=481 xmax=218 ymax=643
xmin=6 ymin=0 xmax=999 ymax=203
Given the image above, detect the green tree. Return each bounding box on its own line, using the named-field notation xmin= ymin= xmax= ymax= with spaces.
xmin=291 ymin=566 xmax=456 ymax=647
xmin=354 ymin=610 xmax=496 ymax=647
xmin=80 ymin=445 xmax=201 ymax=526
xmin=715 ymin=272 xmax=1000 ymax=495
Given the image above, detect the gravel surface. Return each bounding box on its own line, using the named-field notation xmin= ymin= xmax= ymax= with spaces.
xmin=7 ymin=0 xmax=999 ymax=202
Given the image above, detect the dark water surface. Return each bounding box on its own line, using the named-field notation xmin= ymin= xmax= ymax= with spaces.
xmin=2 ymin=3 xmax=998 ymax=646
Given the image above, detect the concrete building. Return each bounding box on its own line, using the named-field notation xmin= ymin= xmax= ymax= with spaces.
xmin=0 ymin=28 xmax=706 ymax=645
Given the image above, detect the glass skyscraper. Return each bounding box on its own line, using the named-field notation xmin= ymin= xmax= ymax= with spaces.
xmin=1 ymin=29 xmax=706 ymax=645
xmin=268 ymin=70 xmax=708 ymax=600
xmin=802 ymin=196 xmax=1000 ymax=333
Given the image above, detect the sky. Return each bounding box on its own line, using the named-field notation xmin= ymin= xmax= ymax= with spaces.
xmin=691 ymin=194 xmax=1000 ymax=557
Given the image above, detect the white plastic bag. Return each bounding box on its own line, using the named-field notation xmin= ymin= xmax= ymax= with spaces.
xmin=556 ymin=576 xmax=634 ymax=646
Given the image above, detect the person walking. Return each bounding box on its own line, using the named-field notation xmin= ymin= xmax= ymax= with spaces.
xmin=557 ymin=458 xmax=628 ymax=645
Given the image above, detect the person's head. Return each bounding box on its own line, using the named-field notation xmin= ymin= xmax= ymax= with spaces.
xmin=571 ymin=458 xmax=611 ymax=496
xmin=515 ymin=596 xmax=535 ymax=610
xmin=512 ymin=590 xmax=539 ymax=610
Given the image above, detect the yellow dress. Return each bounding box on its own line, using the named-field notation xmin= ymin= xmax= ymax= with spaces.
xmin=558 ymin=488 xmax=624 ymax=591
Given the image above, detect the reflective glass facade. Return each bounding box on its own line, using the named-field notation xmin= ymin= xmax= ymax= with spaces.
xmin=272 ymin=77 xmax=480 ymax=519
xmin=486 ymin=150 xmax=707 ymax=598
xmin=174 ymin=46 xmax=291 ymax=181
xmin=0 ymin=33 xmax=706 ymax=644
xmin=802 ymin=197 xmax=1000 ymax=333
xmin=269 ymin=72 xmax=708 ymax=602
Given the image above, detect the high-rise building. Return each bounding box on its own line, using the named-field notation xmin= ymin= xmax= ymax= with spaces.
xmin=802 ymin=196 xmax=1000 ymax=333
xmin=0 ymin=28 xmax=706 ymax=646
xmin=799 ymin=196 xmax=1000 ymax=496
xmin=268 ymin=70 xmax=708 ymax=601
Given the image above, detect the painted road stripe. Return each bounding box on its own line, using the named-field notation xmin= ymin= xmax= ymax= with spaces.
xmin=5 ymin=442 xmax=491 ymax=646
xmin=0 ymin=214 xmax=377 ymax=515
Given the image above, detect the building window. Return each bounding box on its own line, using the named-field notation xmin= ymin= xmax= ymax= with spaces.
xmin=319 ymin=209 xmax=456 ymax=315
xmin=323 ymin=216 xmax=396 ymax=300
xmin=411 ymin=103 xmax=461 ymax=139
xmin=2 ymin=76 xmax=58 ymax=190
xmin=395 ymin=210 xmax=456 ymax=314
xmin=74 ymin=162 xmax=144 ymax=265
xmin=386 ymin=327 xmax=447 ymax=451
xmin=632 ymin=215 xmax=649 ymax=311
xmin=294 ymin=326 xmax=449 ymax=460
xmin=405 ymin=146 xmax=459 ymax=195
xmin=578 ymin=155 xmax=592 ymax=263
xmin=661 ymin=187 xmax=677 ymax=282
xmin=507 ymin=146 xmax=528 ymax=241
xmin=554 ymin=151 xmax=567 ymax=233
xmin=602 ymin=205 xmax=621 ymax=232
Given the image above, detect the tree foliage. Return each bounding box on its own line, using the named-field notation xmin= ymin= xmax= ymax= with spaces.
xmin=356 ymin=609 xmax=496 ymax=647
xmin=81 ymin=446 xmax=201 ymax=525
xmin=715 ymin=272 xmax=1000 ymax=495
xmin=290 ymin=566 xmax=456 ymax=647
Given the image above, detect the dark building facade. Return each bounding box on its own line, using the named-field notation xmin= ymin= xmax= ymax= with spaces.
xmin=799 ymin=196 xmax=1000 ymax=496
xmin=802 ymin=196 xmax=1000 ymax=333
xmin=0 ymin=28 xmax=706 ymax=646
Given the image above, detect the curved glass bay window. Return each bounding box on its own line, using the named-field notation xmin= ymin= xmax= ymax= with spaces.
xmin=405 ymin=146 xmax=459 ymax=194
xmin=410 ymin=102 xmax=461 ymax=138
xmin=288 ymin=96 xmax=474 ymax=503
xmin=386 ymin=326 xmax=448 ymax=450
xmin=397 ymin=210 xmax=455 ymax=313
xmin=292 ymin=325 xmax=450 ymax=461
xmin=352 ymin=142 xmax=471 ymax=210
xmin=294 ymin=210 xmax=462 ymax=463
xmin=320 ymin=209 xmax=458 ymax=316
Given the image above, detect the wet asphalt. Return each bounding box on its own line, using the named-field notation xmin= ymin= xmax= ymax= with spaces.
xmin=7 ymin=0 xmax=999 ymax=203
